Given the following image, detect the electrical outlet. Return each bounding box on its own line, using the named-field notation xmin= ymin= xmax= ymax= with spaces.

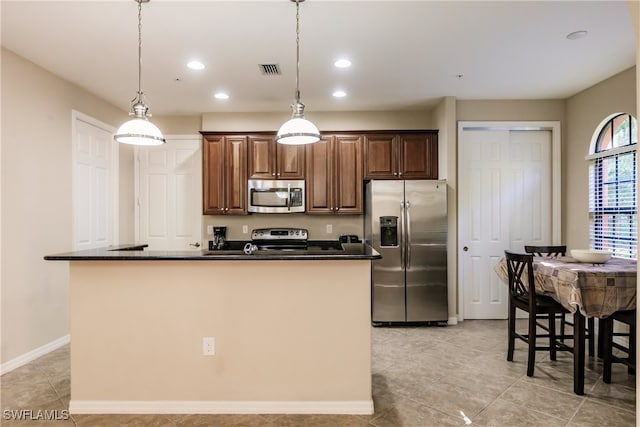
xmin=202 ymin=337 xmax=215 ymax=356
xmin=326 ymin=224 xmax=333 ymax=234
xmin=206 ymin=225 xmax=214 ymax=235
xmin=242 ymin=225 xmax=249 ymax=234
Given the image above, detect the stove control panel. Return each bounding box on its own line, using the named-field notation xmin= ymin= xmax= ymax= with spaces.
xmin=251 ymin=228 xmax=308 ymax=241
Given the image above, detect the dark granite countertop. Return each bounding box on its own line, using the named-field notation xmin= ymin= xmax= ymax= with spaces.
xmin=44 ymin=241 xmax=380 ymax=261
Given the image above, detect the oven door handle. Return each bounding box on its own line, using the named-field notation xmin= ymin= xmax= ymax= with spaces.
xmin=287 ymin=183 xmax=291 ymax=211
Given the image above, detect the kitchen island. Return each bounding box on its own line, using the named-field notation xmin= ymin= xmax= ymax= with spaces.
xmin=45 ymin=243 xmax=379 ymax=415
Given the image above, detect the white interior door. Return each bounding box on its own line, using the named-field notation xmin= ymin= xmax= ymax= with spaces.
xmin=459 ymin=124 xmax=559 ymax=319
xmin=137 ymin=136 xmax=202 ymax=250
xmin=73 ymin=114 xmax=117 ymax=250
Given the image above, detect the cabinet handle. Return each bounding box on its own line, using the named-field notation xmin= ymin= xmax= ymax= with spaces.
xmin=399 ymin=172 xmax=402 ymax=176
xmin=272 ymin=173 xmax=276 ymax=176
xmin=394 ymin=172 xmax=398 ymax=176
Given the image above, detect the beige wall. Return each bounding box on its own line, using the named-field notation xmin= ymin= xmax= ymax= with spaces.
xmin=70 ymin=260 xmax=372 ymax=408
xmin=0 ymin=48 xmax=126 ymax=364
xmin=152 ymin=115 xmax=202 ymax=136
xmin=564 ymin=67 xmax=636 ymax=250
xmin=201 ymin=110 xmax=434 ymax=133
xmin=433 ymin=97 xmax=458 ymax=322
xmin=456 ymin=99 xmax=566 ymax=123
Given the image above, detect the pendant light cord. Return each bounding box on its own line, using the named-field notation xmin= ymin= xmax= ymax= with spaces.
xmin=295 ymin=0 xmax=301 ymax=104
xmin=137 ymin=0 xmax=143 ymax=99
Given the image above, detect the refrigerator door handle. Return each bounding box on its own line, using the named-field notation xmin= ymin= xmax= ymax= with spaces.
xmin=405 ymin=200 xmax=411 ymax=269
xmin=400 ymin=200 xmax=405 ymax=270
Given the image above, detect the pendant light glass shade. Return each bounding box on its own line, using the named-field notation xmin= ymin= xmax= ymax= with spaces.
xmin=114 ymin=0 xmax=165 ymax=146
xmin=276 ymin=0 xmax=319 ymax=145
xmin=276 ymin=101 xmax=320 ymax=145
xmin=115 ymin=118 xmax=165 ymax=146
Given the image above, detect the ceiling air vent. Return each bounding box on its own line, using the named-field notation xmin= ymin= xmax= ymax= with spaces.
xmin=259 ymin=64 xmax=281 ymax=76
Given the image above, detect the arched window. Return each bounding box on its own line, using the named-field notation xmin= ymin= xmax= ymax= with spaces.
xmin=588 ymin=113 xmax=637 ymax=259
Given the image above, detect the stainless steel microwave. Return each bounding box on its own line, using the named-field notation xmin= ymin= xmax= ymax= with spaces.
xmin=247 ymin=179 xmax=305 ymax=213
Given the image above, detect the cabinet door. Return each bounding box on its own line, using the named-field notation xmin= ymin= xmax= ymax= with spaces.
xmin=248 ymin=135 xmax=275 ymax=179
xmin=202 ymin=135 xmax=225 ymax=214
xmin=364 ymin=134 xmax=397 ymax=179
xmin=248 ymin=136 xmax=305 ymax=179
xmin=277 ymin=144 xmax=305 ymax=179
xmin=334 ymin=135 xmax=363 ymax=214
xmin=399 ymin=133 xmax=438 ymax=179
xmin=305 ymin=137 xmax=333 ymax=214
xmin=224 ymin=136 xmax=248 ymax=214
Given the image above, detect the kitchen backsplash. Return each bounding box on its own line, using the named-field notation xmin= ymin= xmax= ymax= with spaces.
xmin=202 ymin=214 xmax=364 ymax=241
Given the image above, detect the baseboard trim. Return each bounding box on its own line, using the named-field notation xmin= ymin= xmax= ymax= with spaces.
xmin=69 ymin=400 xmax=375 ymax=415
xmin=1 ymin=335 xmax=70 ymax=376
xmin=448 ymin=316 xmax=458 ymax=325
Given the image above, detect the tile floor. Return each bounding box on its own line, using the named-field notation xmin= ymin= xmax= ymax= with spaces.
xmin=0 ymin=320 xmax=635 ymax=426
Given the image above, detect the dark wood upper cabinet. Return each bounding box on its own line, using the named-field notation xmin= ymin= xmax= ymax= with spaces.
xmin=364 ymin=131 xmax=438 ymax=179
xmin=203 ymin=130 xmax=437 ymax=216
xmin=202 ymin=133 xmax=248 ymax=215
xmin=306 ymin=134 xmax=363 ymax=214
xmin=248 ymin=135 xmax=305 ymax=180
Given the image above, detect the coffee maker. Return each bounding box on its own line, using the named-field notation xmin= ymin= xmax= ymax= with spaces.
xmin=212 ymin=226 xmax=227 ymax=250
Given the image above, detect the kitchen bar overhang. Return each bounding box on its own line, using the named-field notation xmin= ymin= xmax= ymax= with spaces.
xmin=44 ymin=241 xmax=379 ymax=261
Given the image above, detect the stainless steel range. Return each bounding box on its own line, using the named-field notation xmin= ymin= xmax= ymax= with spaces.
xmin=251 ymin=228 xmax=308 ymax=250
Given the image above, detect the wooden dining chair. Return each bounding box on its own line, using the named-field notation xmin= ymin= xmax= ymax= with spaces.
xmin=602 ymin=309 xmax=636 ymax=384
xmin=505 ymin=250 xmax=573 ymax=376
xmin=524 ymin=245 xmax=596 ymax=357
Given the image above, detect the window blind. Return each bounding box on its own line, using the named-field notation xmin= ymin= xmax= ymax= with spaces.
xmin=588 ymin=149 xmax=637 ymax=259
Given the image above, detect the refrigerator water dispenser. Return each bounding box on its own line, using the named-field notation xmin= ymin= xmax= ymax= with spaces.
xmin=379 ymin=216 xmax=398 ymax=247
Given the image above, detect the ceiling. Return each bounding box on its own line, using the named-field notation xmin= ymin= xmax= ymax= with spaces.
xmin=1 ymin=0 xmax=636 ymax=116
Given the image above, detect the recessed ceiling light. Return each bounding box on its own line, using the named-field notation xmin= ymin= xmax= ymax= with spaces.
xmin=214 ymin=92 xmax=229 ymax=100
xmin=334 ymin=59 xmax=352 ymax=68
xmin=332 ymin=90 xmax=347 ymax=98
xmin=187 ymin=60 xmax=205 ymax=70
xmin=566 ymin=30 xmax=588 ymax=40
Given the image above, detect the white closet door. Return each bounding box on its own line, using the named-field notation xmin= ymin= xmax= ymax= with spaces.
xmin=137 ymin=136 xmax=202 ymax=251
xmin=459 ymin=128 xmax=553 ymax=319
xmin=73 ymin=117 xmax=114 ymax=250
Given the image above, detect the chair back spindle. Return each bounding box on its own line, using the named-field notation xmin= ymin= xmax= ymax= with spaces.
xmin=505 ymin=251 xmax=536 ymax=311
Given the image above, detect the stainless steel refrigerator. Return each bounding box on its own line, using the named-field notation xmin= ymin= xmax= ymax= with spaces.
xmin=365 ymin=180 xmax=448 ymax=324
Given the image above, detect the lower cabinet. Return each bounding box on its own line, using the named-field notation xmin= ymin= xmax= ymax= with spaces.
xmin=202 ymin=134 xmax=248 ymax=215
xmin=306 ymin=134 xmax=363 ymax=214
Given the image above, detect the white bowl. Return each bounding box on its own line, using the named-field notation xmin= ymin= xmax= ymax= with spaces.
xmin=570 ymin=249 xmax=612 ymax=264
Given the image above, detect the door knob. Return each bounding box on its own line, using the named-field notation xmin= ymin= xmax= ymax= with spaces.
xmin=190 ymin=242 xmax=201 ymax=248
xmin=463 ymin=246 xmax=468 ymax=251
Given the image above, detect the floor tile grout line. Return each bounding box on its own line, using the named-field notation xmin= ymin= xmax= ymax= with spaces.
xmin=566 ymin=396 xmax=589 ymax=426
xmin=473 ymin=373 xmax=588 ymax=426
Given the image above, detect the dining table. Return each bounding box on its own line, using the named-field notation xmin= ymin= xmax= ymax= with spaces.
xmin=494 ymin=255 xmax=637 ymax=395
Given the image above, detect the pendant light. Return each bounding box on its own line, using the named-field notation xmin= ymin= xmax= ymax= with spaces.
xmin=276 ymin=0 xmax=320 ymax=145
xmin=114 ymin=0 xmax=165 ymax=146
